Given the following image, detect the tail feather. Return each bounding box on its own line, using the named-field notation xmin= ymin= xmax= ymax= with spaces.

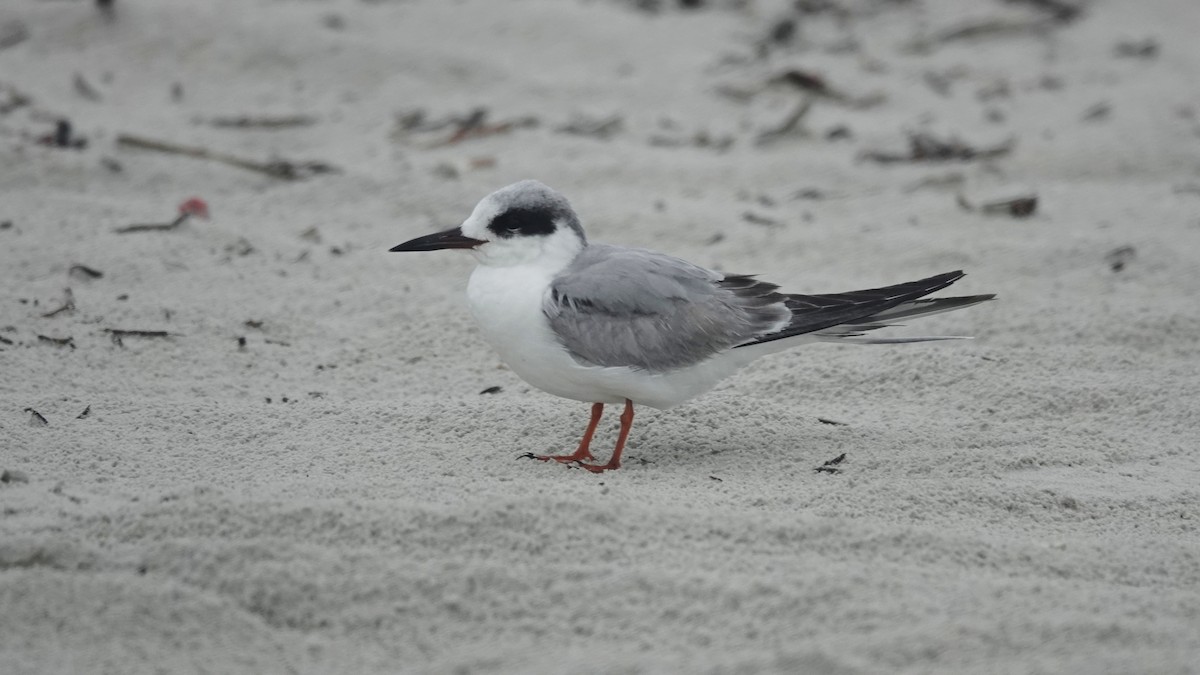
xmin=736 ymin=271 xmax=994 ymax=349
xmin=859 ymin=294 xmax=996 ymax=323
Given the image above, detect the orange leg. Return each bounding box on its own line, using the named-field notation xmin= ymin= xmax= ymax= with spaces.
xmin=574 ymin=399 xmax=634 ymax=474
xmin=530 ymin=402 xmax=604 ymax=464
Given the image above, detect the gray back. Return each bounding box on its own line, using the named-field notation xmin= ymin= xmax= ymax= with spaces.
xmin=544 ymin=245 xmax=789 ymax=371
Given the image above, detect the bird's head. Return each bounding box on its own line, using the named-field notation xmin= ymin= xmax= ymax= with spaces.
xmin=390 ymin=180 xmax=586 ymax=268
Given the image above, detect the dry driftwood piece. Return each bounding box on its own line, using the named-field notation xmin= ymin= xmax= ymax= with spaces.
xmin=861 ymin=132 xmax=1014 ymax=164
xmin=117 ymin=134 xmax=338 ymax=180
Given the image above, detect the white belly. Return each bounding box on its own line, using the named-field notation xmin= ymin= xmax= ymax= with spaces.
xmin=466 ymin=265 xmax=756 ymax=410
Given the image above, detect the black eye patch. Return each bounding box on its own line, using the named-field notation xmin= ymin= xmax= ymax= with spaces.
xmin=487 ymin=207 xmax=558 ymax=238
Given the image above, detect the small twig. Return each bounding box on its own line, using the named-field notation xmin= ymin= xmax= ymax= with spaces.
xmin=768 ymin=69 xmax=886 ymax=109
xmin=815 ymin=452 xmax=846 ymax=474
xmin=205 ymin=114 xmax=318 ymax=129
xmin=37 ymin=334 xmax=75 ymax=348
xmin=25 ymin=408 xmax=49 ymax=426
xmin=980 ymin=195 xmax=1038 ymax=217
xmin=69 ymin=264 xmax=104 ymax=279
xmin=906 ymin=17 xmax=1058 ymax=53
xmin=117 ymin=133 xmax=338 ymax=180
xmin=755 ymin=98 xmax=813 ymax=146
xmin=105 ymin=329 xmax=173 ymax=339
xmin=41 ymin=289 xmax=76 ymax=318
xmin=114 ymin=213 xmax=191 ymax=233
xmin=817 ymin=417 xmax=847 ymax=426
xmin=958 ymin=192 xmax=1038 ymax=217
xmin=742 ymin=211 xmax=784 ymax=228
xmin=105 ymin=328 xmax=174 ymax=347
xmin=861 ymin=132 xmax=1013 ymax=164
xmin=115 ymin=198 xmax=209 ymax=233
xmin=556 ymin=114 xmax=624 ymax=140
xmin=428 ymin=114 xmax=539 ymax=148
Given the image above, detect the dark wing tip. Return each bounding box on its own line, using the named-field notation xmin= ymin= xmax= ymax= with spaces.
xmin=741 ymin=269 xmax=985 ymax=348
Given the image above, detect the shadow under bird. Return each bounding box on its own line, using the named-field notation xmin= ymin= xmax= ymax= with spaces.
xmin=391 ymin=180 xmax=994 ymax=473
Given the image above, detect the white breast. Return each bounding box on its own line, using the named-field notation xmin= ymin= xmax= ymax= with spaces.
xmin=467 ymin=264 xmax=621 ymax=404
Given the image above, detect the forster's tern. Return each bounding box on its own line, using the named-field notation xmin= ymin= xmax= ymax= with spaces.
xmin=392 ymin=180 xmax=994 ymax=472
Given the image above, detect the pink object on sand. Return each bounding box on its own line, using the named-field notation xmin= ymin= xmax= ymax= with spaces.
xmin=178 ymin=197 xmax=210 ymax=219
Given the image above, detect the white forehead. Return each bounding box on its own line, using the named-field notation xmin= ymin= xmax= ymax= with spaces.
xmin=460 ymin=193 xmax=504 ymax=239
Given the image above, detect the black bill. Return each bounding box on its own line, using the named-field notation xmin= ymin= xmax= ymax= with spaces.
xmin=389 ymin=227 xmax=485 ymax=252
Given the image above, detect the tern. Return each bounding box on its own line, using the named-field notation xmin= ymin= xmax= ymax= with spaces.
xmin=391 ymin=180 xmax=994 ymax=473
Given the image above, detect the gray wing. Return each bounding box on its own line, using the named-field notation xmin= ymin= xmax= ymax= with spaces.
xmin=544 ymin=245 xmax=789 ymax=372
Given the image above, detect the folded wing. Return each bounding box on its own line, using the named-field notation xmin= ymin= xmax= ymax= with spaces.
xmin=545 ymin=246 xmax=994 ymax=370
xmin=544 ymin=245 xmax=789 ymax=371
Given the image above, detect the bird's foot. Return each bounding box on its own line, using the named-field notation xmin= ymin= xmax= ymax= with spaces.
xmin=569 ymin=460 xmax=620 ymax=474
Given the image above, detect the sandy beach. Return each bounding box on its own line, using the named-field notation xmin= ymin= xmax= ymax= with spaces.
xmin=2 ymin=0 xmax=1198 ymax=673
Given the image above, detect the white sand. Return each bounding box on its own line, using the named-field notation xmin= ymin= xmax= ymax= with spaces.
xmin=2 ymin=0 xmax=1198 ymax=673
